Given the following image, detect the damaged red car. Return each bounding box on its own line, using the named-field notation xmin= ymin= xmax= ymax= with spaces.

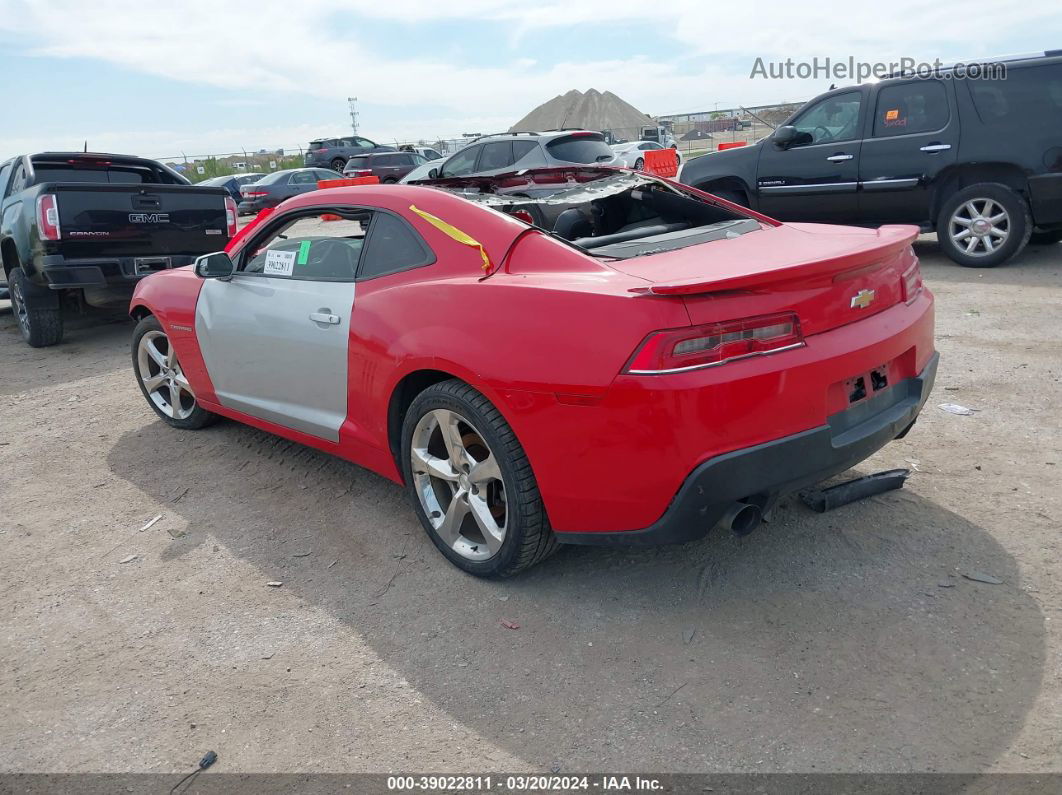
xmin=128 ymin=168 xmax=936 ymax=577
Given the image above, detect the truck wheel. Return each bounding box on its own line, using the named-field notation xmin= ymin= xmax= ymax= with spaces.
xmin=937 ymin=183 xmax=1031 ymax=268
xmin=8 ymin=267 xmax=63 ymax=347
xmin=132 ymin=315 xmax=218 ymax=430
xmin=401 ymin=379 xmax=557 ymax=578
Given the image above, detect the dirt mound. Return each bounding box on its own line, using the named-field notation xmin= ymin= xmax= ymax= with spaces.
xmin=509 ymin=88 xmax=651 ymax=135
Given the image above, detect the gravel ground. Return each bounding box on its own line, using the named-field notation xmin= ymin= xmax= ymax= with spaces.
xmin=1 ymin=236 xmax=1060 ymax=774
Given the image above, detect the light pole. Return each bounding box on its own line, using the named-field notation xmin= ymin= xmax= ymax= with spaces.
xmin=347 ymin=97 xmax=359 ymax=136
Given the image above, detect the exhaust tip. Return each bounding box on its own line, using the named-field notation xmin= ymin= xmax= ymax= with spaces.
xmin=720 ymin=502 xmax=762 ymax=535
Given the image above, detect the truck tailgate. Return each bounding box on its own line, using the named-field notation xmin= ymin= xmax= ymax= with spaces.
xmin=48 ymin=183 xmax=230 ymax=258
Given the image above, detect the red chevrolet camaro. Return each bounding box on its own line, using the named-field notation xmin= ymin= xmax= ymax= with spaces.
xmin=128 ymin=169 xmax=937 ymax=577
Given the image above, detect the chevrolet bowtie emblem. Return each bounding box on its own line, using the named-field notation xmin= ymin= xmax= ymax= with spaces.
xmin=850 ymin=289 xmax=876 ymax=309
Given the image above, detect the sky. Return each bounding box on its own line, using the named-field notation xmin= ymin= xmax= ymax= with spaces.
xmin=0 ymin=0 xmax=1058 ymax=160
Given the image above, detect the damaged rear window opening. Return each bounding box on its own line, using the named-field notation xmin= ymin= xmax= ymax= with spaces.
xmin=419 ymin=169 xmax=765 ymax=260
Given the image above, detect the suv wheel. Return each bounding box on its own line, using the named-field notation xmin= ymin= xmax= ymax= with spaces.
xmin=401 ymin=379 xmax=557 ymax=578
xmin=330 ymin=158 xmax=346 ymax=173
xmin=937 ymin=183 xmax=1031 ymax=268
xmin=9 ymin=266 xmax=63 ymax=347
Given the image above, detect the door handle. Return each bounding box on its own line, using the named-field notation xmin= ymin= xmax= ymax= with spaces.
xmin=309 ymin=311 xmax=340 ymax=325
xmin=826 ymin=153 xmax=853 ymax=162
xmin=920 ymin=143 xmax=952 ymax=152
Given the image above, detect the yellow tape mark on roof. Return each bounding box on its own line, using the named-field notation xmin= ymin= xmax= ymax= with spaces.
xmin=409 ymin=204 xmax=492 ymax=272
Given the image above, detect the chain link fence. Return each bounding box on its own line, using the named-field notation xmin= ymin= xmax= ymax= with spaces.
xmin=153 ymin=101 xmax=806 ymax=180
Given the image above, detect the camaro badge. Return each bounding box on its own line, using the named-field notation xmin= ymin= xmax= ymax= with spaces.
xmin=850 ymin=289 xmax=876 ymax=309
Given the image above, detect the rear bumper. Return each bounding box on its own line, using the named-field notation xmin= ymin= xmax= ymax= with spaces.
xmin=35 ymin=254 xmax=202 ymax=290
xmin=557 ymin=352 xmax=938 ymax=546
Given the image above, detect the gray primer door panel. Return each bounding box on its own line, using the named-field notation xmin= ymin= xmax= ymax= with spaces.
xmin=195 ymin=275 xmax=355 ymax=442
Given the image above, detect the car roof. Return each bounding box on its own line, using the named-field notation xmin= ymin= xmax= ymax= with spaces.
xmin=464 ymin=129 xmax=603 ymax=145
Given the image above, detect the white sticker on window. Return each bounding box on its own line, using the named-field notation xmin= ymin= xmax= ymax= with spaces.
xmin=263 ymin=248 xmax=296 ymax=276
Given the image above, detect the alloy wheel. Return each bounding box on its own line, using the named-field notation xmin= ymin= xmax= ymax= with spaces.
xmin=137 ymin=330 xmax=196 ymax=420
xmin=949 ymin=198 xmax=1010 ymax=258
xmin=410 ymin=409 xmax=507 ymax=561
xmin=10 ymin=279 xmax=29 ymax=337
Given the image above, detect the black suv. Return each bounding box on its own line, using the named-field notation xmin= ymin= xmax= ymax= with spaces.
xmin=304 ymin=136 xmax=396 ymax=173
xmin=679 ymin=52 xmax=1062 ymax=267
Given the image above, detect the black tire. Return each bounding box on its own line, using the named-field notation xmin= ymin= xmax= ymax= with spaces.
xmin=936 ymin=183 xmax=1031 ymax=268
xmin=1030 ymin=229 xmax=1062 ymax=246
xmin=381 ymin=176 xmax=397 ymax=184
xmin=401 ymin=379 xmax=557 ymax=578
xmin=634 ymin=157 xmax=644 ymax=171
xmin=8 ymin=266 xmax=63 ymax=347
xmin=131 ymin=315 xmax=218 ymax=430
xmin=330 ymin=158 xmax=346 ymax=173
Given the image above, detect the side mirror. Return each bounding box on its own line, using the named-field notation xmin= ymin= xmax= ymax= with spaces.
xmin=773 ymin=125 xmax=798 ymax=147
xmin=428 ymin=168 xmax=439 ymax=179
xmin=194 ymin=252 xmax=235 ymax=280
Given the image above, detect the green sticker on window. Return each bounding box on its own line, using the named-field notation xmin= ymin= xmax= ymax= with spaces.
xmin=296 ymin=240 xmax=311 ymax=265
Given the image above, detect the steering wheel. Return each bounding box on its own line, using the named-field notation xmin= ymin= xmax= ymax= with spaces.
xmin=813 ymin=125 xmax=832 ymax=143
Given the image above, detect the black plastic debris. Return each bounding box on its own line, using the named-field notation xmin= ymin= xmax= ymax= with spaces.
xmin=800 ymin=468 xmax=911 ymax=513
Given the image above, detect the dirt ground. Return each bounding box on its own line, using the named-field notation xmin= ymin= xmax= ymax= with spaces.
xmin=1 ymin=236 xmax=1060 ymax=775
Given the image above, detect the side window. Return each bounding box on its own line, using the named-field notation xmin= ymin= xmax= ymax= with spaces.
xmin=789 ymin=92 xmax=863 ymax=146
xmin=512 ymin=140 xmax=537 ymax=162
xmin=970 ymin=63 xmax=1062 ymax=124
xmin=440 ymin=145 xmax=481 ymax=177
xmin=478 ymin=141 xmax=514 ymax=171
xmin=358 ymin=212 xmax=434 ymax=280
xmin=242 ymin=212 xmax=368 ymax=280
xmin=873 ymin=81 xmax=949 ymax=137
xmin=0 ymin=161 xmax=13 ymax=198
xmin=10 ymin=162 xmax=29 ymax=194
xmin=378 ymin=155 xmax=398 ymax=166
xmin=354 ymin=138 xmax=375 ymax=149
xmin=291 ymin=171 xmax=317 ymax=184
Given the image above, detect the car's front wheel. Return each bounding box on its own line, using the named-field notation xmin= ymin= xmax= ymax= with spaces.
xmin=937 ymin=183 xmax=1031 ymax=267
xmin=132 ymin=315 xmax=218 ymax=430
xmin=401 ymin=379 xmax=557 ymax=577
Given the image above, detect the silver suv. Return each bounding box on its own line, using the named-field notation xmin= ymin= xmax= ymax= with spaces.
xmin=431 ymin=130 xmax=615 ymax=179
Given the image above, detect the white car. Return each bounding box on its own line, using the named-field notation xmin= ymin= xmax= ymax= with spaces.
xmin=609 ymin=140 xmax=681 ymax=171
xmin=399 ymin=145 xmax=446 ymax=161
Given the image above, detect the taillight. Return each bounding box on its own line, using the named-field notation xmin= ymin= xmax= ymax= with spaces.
xmin=624 ymin=312 xmax=804 ymax=374
xmin=36 ymin=194 xmax=60 ymax=241
xmin=243 ymin=190 xmax=267 ymax=198
xmin=901 ymin=261 xmax=923 ymax=304
xmin=345 ymin=168 xmax=372 ymax=177
xmin=224 ymin=196 xmax=238 ymax=237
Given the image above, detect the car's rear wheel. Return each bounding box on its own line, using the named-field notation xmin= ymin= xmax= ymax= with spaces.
xmin=634 ymin=157 xmax=644 ymax=171
xmin=330 ymin=158 xmax=346 ymax=173
xmin=937 ymin=183 xmax=1031 ymax=267
xmin=132 ymin=315 xmax=218 ymax=430
xmin=401 ymin=379 xmax=557 ymax=578
xmin=9 ymin=266 xmax=63 ymax=347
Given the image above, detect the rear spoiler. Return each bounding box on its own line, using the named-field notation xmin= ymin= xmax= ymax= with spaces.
xmin=639 ymin=225 xmax=919 ymax=296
